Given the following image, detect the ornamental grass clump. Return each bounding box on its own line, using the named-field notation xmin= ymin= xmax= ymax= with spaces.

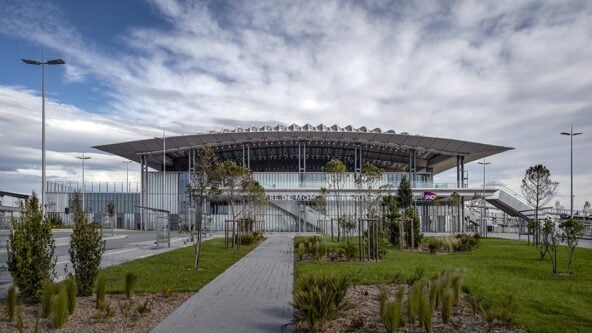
xmin=41 ymin=280 xmax=54 ymax=318
xmin=292 ymin=274 xmax=349 ymax=332
xmin=6 ymin=286 xmax=17 ymax=322
xmin=16 ymin=305 xmax=24 ymax=333
xmin=95 ymin=274 xmax=106 ymax=309
xmin=65 ymin=275 xmax=77 ymax=315
xmin=52 ymin=290 xmax=69 ymax=328
xmin=125 ymin=272 xmax=137 ymax=299
xmin=298 ymin=242 xmax=305 ymax=261
xmin=380 ymin=288 xmax=405 ymax=333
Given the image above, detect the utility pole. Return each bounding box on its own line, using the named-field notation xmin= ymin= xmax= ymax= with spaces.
xmin=22 ymin=49 xmax=65 ymax=214
xmin=561 ymin=125 xmax=582 ymax=218
xmin=76 ymin=153 xmax=91 ymax=212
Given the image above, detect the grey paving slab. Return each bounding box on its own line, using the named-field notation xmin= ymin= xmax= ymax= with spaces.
xmin=152 ymin=235 xmax=294 ymax=333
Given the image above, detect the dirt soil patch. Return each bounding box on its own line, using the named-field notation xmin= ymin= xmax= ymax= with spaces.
xmin=322 ymin=285 xmax=525 ymax=333
xmin=0 ymin=293 xmax=191 ymax=333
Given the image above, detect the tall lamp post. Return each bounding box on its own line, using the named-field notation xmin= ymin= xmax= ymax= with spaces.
xmin=123 ymin=161 xmax=132 ymax=192
xmin=478 ymin=161 xmax=491 ymax=237
xmin=560 ymin=125 xmax=582 ymax=218
xmin=22 ymin=49 xmax=65 ymax=214
xmin=76 ymin=153 xmax=91 ymax=212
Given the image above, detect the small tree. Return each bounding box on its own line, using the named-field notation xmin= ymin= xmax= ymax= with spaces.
xmin=543 ymin=219 xmax=559 ymax=274
xmin=187 ymin=147 xmax=219 ymax=268
xmin=217 ymin=161 xmax=251 ymax=248
xmin=397 ymin=176 xmax=418 ymax=249
xmin=69 ymin=192 xmax=106 ymax=296
xmin=323 ymin=159 xmax=348 ymax=242
xmin=314 ymin=188 xmax=328 ymax=233
xmin=560 ymin=218 xmax=585 ymax=274
xmin=521 ymin=164 xmax=558 ymax=252
xmin=7 ymin=193 xmax=56 ymax=300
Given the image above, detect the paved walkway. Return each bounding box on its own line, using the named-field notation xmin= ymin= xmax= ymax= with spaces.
xmin=152 ymin=235 xmax=294 ymax=333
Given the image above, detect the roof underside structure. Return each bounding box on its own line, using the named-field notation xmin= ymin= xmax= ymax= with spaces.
xmin=94 ymin=124 xmax=512 ymax=174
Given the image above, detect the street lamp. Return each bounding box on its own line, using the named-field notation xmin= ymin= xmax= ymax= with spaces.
xmin=76 ymin=153 xmax=91 ymax=212
xmin=561 ymin=125 xmax=583 ymax=217
xmin=22 ymin=49 xmax=65 ymax=214
xmin=123 ymin=161 xmax=132 ymax=192
xmin=478 ymin=161 xmax=491 ymax=237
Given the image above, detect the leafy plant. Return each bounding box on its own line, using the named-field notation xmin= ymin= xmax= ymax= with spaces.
xmin=69 ymin=192 xmax=106 ymax=296
xmin=298 ymin=242 xmax=305 ymax=261
xmin=16 ymin=305 xmax=24 ymax=333
xmin=341 ymin=242 xmax=358 ymax=261
xmin=292 ymin=274 xmax=350 ymax=332
xmin=52 ymin=290 xmax=69 ymax=329
xmin=7 ymin=193 xmax=56 ymax=300
xmin=95 ymin=274 xmax=106 ymax=309
xmin=380 ymin=287 xmax=405 ymax=333
xmin=41 ymin=280 xmax=54 ymax=318
xmin=125 ymin=272 xmax=137 ymax=299
xmin=441 ymin=288 xmax=453 ymax=324
xmin=65 ymin=275 xmax=77 ymax=314
xmin=136 ymin=299 xmax=151 ymax=315
xmin=93 ymin=300 xmax=116 ymax=320
xmin=560 ymin=217 xmax=585 ymax=274
xmin=119 ymin=300 xmax=133 ymax=324
xmin=6 ymin=285 xmax=16 ymax=322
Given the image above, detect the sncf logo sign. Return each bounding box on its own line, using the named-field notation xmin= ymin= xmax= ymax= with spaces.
xmin=423 ymin=191 xmax=437 ymax=200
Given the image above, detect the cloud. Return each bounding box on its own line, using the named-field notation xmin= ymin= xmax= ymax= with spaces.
xmin=0 ymin=0 xmax=591 ymax=207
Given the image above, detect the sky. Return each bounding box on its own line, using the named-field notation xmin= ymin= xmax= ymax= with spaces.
xmin=0 ymin=0 xmax=590 ymax=209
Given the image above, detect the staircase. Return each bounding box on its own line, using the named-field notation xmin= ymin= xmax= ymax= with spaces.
xmin=485 ymin=185 xmax=553 ymax=221
xmin=269 ymin=200 xmax=326 ymax=232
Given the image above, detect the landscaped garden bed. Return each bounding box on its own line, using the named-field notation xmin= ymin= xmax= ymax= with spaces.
xmin=1 ymin=237 xmax=262 ymax=332
xmin=0 ymin=292 xmax=191 ymax=333
xmin=294 ymin=237 xmax=592 ymax=332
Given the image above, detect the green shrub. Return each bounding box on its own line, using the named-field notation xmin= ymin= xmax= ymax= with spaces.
xmin=292 ymin=274 xmax=349 ymax=332
xmin=240 ymin=233 xmax=254 ymax=245
xmin=7 ymin=194 xmax=56 ymax=300
xmin=41 ymin=280 xmax=54 ymax=318
xmin=65 ymin=275 xmax=77 ymax=314
xmin=16 ymin=304 xmax=24 ymax=333
xmin=454 ymin=233 xmax=480 ymax=252
xmin=380 ymin=288 xmax=405 ymax=333
xmin=341 ymin=242 xmax=358 ymax=261
xmin=69 ymin=193 xmax=106 ymax=296
xmin=125 ymin=272 xmax=137 ymax=299
xmin=34 ymin=308 xmax=41 ymax=333
xmin=424 ymin=238 xmax=442 ymax=254
xmin=441 ymin=288 xmax=453 ymax=324
xmin=298 ymin=242 xmax=305 ymax=261
xmin=6 ymin=285 xmax=16 ymax=322
xmin=95 ymin=274 xmax=106 ymax=309
xmin=52 ymin=290 xmax=69 ymax=328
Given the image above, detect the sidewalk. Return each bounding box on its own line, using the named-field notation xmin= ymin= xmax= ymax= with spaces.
xmin=152 ymin=235 xmax=294 ymax=333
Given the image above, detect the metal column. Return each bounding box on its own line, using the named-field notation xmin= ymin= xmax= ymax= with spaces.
xmin=409 ymin=149 xmax=416 ymax=187
xmin=354 ymin=145 xmax=362 ymax=173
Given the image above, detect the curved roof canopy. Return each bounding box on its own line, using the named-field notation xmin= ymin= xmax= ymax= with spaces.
xmin=94 ymin=124 xmax=512 ymax=174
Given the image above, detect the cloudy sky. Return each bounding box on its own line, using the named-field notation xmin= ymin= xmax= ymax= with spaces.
xmin=0 ymin=0 xmax=590 ymax=208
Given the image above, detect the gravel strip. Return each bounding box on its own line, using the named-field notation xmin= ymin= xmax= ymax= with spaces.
xmin=0 ymin=293 xmax=192 ymax=333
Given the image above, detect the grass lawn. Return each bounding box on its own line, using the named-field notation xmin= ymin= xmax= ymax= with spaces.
xmin=101 ymin=238 xmax=258 ymax=294
xmin=296 ymin=236 xmax=592 ymax=333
